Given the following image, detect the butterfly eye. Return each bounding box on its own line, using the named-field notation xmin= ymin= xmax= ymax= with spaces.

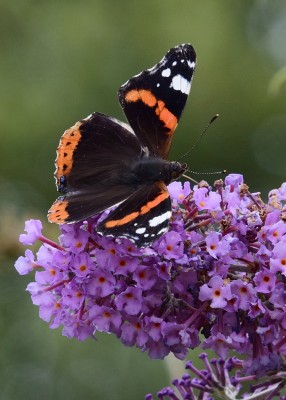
xmin=169 ymin=161 xmax=187 ymax=181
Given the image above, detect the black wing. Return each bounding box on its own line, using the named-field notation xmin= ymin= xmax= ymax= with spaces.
xmin=48 ymin=112 xmax=144 ymax=224
xmin=118 ymin=44 xmax=196 ymax=159
xmin=97 ymin=181 xmax=171 ymax=247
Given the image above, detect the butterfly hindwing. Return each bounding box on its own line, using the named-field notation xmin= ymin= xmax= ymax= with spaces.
xmin=97 ymin=181 xmax=171 ymax=246
xmin=48 ymin=184 xmax=135 ymax=224
xmin=118 ymin=44 xmax=196 ymax=158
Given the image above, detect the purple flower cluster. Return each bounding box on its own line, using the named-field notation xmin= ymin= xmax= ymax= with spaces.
xmin=15 ymin=174 xmax=286 ymax=374
xmin=146 ymin=353 xmax=286 ymax=400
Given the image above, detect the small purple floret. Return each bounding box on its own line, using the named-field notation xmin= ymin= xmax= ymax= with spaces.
xmin=19 ymin=219 xmax=43 ymax=245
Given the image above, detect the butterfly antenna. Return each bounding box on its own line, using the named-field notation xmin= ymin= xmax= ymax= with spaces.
xmin=183 ymin=169 xmax=227 ymax=184
xmin=178 ymin=114 xmax=219 ymax=161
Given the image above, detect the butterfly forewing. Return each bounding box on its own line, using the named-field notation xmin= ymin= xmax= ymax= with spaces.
xmin=118 ymin=44 xmax=196 ymax=158
xmin=54 ymin=112 xmax=142 ymax=193
xmin=48 ymin=113 xmax=143 ymax=223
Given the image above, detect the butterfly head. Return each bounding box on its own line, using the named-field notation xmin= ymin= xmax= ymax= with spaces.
xmin=169 ymin=161 xmax=188 ymax=183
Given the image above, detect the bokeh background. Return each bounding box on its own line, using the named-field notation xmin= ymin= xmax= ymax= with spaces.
xmin=1 ymin=1 xmax=286 ymax=399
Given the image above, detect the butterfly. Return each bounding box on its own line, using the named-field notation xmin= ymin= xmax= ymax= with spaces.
xmin=48 ymin=44 xmax=196 ymax=246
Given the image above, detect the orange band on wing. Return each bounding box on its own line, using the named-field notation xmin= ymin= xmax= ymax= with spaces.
xmin=140 ymin=191 xmax=170 ymax=214
xmin=105 ymin=211 xmax=140 ymax=228
xmin=48 ymin=199 xmax=69 ymax=224
xmin=55 ymin=121 xmax=82 ymax=181
xmin=124 ymin=90 xmax=177 ymax=134
xmin=125 ymin=89 xmax=157 ymax=107
xmin=104 ymin=190 xmax=170 ymax=228
xmin=155 ymin=100 xmax=177 ymax=133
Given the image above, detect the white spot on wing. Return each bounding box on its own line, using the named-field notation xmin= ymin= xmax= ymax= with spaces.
xmin=149 ymin=211 xmax=171 ymax=227
xmin=162 ymin=68 xmax=171 ymax=77
xmin=136 ymin=227 xmax=146 ymax=234
xmin=172 ymin=61 xmax=177 ymax=66
xmin=157 ymin=227 xmax=168 ymax=236
xmin=171 ymin=75 xmax=191 ymax=95
xmin=187 ymin=61 xmax=195 ymax=69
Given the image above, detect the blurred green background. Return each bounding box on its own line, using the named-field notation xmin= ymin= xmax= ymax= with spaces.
xmin=1 ymin=0 xmax=286 ymax=399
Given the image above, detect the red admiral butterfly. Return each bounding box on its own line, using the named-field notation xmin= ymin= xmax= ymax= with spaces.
xmin=48 ymin=44 xmax=196 ymax=246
